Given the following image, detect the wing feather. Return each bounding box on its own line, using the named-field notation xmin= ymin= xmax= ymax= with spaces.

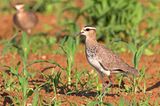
xmin=96 ymin=44 xmax=138 ymax=76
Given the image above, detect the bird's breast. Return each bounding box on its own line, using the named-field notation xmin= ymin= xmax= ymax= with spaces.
xmin=85 ymin=47 xmax=98 ymax=66
xmin=86 ymin=46 xmax=98 ymax=57
xmin=15 ymin=12 xmax=37 ymax=30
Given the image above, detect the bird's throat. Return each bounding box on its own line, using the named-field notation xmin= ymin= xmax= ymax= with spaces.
xmin=85 ymin=38 xmax=98 ymax=49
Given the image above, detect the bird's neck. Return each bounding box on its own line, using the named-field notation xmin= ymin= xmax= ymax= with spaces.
xmin=85 ymin=37 xmax=98 ymax=48
xmin=17 ymin=9 xmax=25 ymax=13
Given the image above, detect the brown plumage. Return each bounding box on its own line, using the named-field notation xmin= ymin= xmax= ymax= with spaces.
xmin=13 ymin=3 xmax=38 ymax=34
xmin=96 ymin=44 xmax=138 ymax=75
xmin=79 ymin=25 xmax=138 ymax=91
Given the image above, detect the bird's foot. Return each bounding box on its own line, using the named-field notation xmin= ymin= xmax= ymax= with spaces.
xmin=104 ymin=81 xmax=112 ymax=88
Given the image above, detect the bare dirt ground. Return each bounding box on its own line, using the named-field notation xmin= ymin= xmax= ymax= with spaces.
xmin=0 ymin=14 xmax=160 ymax=105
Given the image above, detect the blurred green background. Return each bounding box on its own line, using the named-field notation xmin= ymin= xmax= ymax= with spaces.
xmin=0 ymin=0 xmax=160 ymax=54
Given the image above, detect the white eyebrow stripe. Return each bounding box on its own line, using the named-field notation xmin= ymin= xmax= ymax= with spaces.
xmin=84 ymin=27 xmax=96 ymax=30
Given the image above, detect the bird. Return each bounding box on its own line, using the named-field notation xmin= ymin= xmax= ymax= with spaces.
xmin=79 ymin=25 xmax=139 ymax=92
xmin=13 ymin=3 xmax=38 ymax=34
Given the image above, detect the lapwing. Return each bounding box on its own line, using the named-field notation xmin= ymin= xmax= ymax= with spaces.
xmin=79 ymin=25 xmax=139 ymax=92
xmin=13 ymin=3 xmax=38 ymax=34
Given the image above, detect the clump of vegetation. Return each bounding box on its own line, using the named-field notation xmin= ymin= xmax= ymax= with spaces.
xmin=60 ymin=36 xmax=78 ymax=86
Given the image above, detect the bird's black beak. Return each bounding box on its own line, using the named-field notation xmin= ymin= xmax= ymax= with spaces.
xmin=73 ymin=32 xmax=81 ymax=38
xmin=78 ymin=31 xmax=85 ymax=36
xmin=78 ymin=32 xmax=82 ymax=35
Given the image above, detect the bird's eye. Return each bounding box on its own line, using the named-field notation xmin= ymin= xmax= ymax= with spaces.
xmin=85 ymin=28 xmax=90 ymax=31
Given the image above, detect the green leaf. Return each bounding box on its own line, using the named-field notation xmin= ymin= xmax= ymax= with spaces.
xmin=18 ymin=76 xmax=28 ymax=98
xmin=27 ymin=88 xmax=34 ymax=98
xmin=27 ymin=59 xmax=64 ymax=70
xmin=127 ymin=43 xmax=137 ymax=54
xmin=133 ymin=36 xmax=156 ymax=68
xmin=119 ymin=97 xmax=125 ymax=106
xmin=32 ymin=88 xmax=39 ymax=106
xmin=87 ymin=101 xmax=101 ymax=106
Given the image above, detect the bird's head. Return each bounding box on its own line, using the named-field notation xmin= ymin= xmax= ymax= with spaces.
xmin=79 ymin=26 xmax=96 ymax=38
xmin=14 ymin=3 xmax=24 ymax=11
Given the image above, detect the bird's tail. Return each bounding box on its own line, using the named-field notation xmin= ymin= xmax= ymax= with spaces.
xmin=128 ymin=67 xmax=139 ymax=76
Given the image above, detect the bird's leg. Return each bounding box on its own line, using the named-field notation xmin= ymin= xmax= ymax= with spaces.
xmin=103 ymin=70 xmax=112 ymax=88
xmin=16 ymin=30 xmax=23 ymax=44
xmin=108 ymin=75 xmax=112 ymax=87
xmin=27 ymin=29 xmax=31 ymax=34
xmin=10 ymin=27 xmax=18 ymax=42
xmin=98 ymin=72 xmax=113 ymax=93
xmin=98 ymin=72 xmax=106 ymax=93
xmin=9 ymin=28 xmax=20 ymax=49
xmin=103 ymin=75 xmax=112 ymax=89
xmin=11 ymin=30 xmax=23 ymax=49
xmin=100 ymin=75 xmax=113 ymax=95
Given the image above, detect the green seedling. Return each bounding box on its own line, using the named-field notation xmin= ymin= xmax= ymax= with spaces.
xmin=38 ymin=70 xmax=62 ymax=106
xmin=118 ymin=96 xmax=151 ymax=106
xmin=127 ymin=36 xmax=156 ymax=93
xmin=84 ymin=70 xmax=97 ymax=91
xmin=39 ymin=70 xmax=61 ymax=103
xmin=27 ymin=59 xmax=64 ymax=71
xmin=30 ymin=35 xmax=56 ymax=54
xmin=3 ymin=63 xmax=34 ymax=106
xmin=2 ymin=32 xmax=33 ymax=106
xmin=139 ymin=96 xmax=150 ymax=106
xmin=118 ymin=97 xmax=125 ymax=106
xmin=60 ymin=36 xmax=78 ymax=86
xmin=2 ymin=61 xmax=20 ymax=91
xmin=19 ymin=32 xmax=30 ymax=77
xmin=52 ymin=72 xmax=61 ymax=103
xmin=4 ymin=32 xmax=31 ymax=77
xmin=87 ymin=92 xmax=113 ymax=106
xmin=32 ymin=87 xmax=39 ymax=106
xmin=136 ymin=67 xmax=146 ymax=93
xmin=52 ymin=72 xmax=61 ymax=96
xmin=74 ymin=69 xmax=85 ymax=92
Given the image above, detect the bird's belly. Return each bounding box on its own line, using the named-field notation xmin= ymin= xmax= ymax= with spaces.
xmin=87 ymin=56 xmax=100 ymax=69
xmin=87 ymin=56 xmax=110 ymax=76
xmin=17 ymin=13 xmax=36 ymax=29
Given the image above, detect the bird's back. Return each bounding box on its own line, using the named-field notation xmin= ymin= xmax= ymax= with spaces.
xmin=13 ymin=11 xmax=38 ymax=31
xmin=96 ymin=44 xmax=139 ymax=76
